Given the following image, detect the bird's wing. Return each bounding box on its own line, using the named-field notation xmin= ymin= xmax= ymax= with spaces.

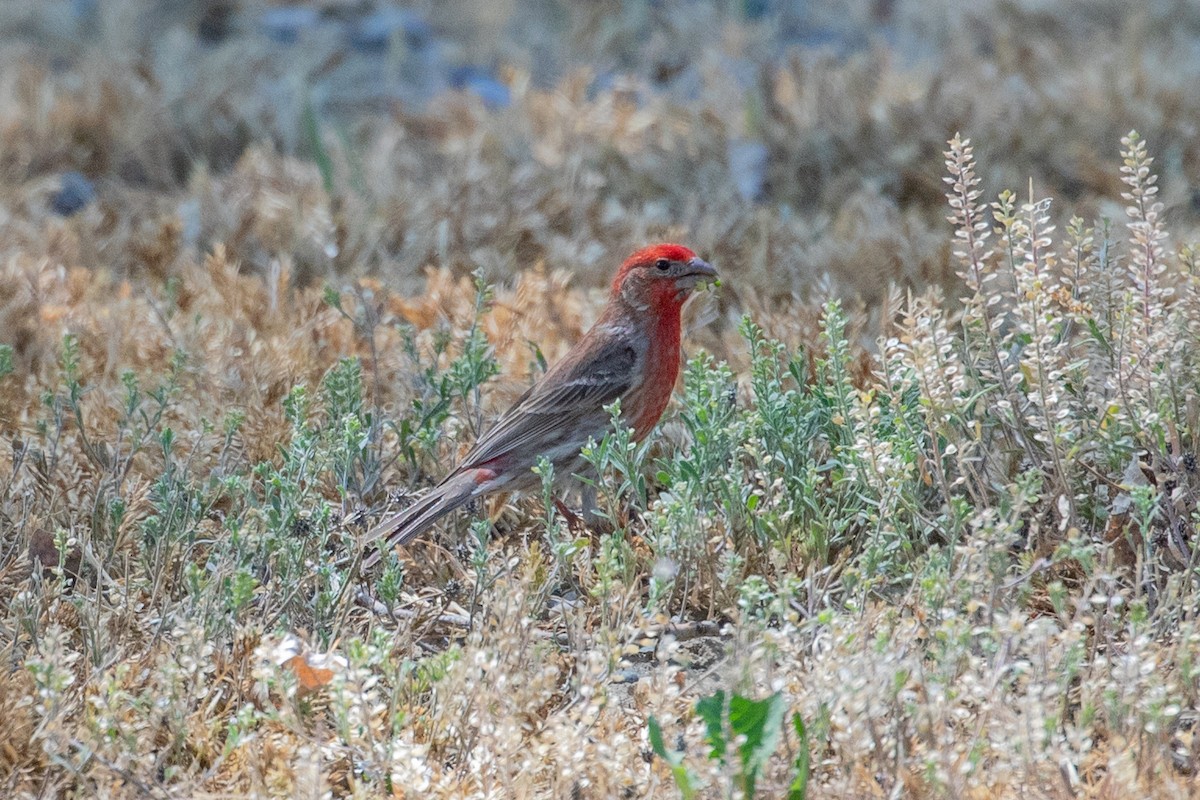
xmin=456 ymin=335 xmax=638 ymax=471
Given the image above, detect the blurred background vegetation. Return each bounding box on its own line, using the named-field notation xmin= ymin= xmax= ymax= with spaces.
xmin=4 ymin=0 xmax=1200 ymax=307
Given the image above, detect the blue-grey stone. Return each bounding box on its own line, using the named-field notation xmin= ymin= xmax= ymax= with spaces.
xmin=51 ymin=172 xmax=95 ymax=216
xmin=449 ymin=66 xmax=510 ymax=109
xmin=612 ymin=669 xmax=641 ymax=684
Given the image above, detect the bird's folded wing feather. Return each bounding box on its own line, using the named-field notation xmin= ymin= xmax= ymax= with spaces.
xmin=456 ymin=336 xmax=638 ymax=470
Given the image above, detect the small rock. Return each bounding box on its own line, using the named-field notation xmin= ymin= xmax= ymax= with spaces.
xmin=449 ymin=66 xmax=510 ymax=109
xmin=51 ymin=171 xmax=95 ymax=216
xmin=29 ymin=529 xmax=83 ymax=584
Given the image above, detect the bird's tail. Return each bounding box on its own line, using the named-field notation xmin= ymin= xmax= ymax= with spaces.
xmin=360 ymin=472 xmax=480 ymax=569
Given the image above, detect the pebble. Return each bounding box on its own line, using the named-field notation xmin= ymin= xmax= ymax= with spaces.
xmin=449 ymin=66 xmax=511 ymax=109
xmin=611 ymin=669 xmax=642 ymax=684
xmin=51 ymin=172 xmax=95 ymax=216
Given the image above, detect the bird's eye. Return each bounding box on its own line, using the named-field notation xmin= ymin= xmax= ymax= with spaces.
xmin=655 ymin=258 xmax=670 ymax=271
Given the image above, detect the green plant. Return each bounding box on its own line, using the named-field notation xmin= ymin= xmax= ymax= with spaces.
xmin=650 ymin=690 xmax=810 ymax=799
xmin=0 ymin=342 xmax=13 ymax=380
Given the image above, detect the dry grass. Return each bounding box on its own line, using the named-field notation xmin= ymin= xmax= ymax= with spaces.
xmin=4 ymin=1 xmax=1200 ymax=798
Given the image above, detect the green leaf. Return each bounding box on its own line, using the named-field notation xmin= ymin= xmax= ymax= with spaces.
xmin=729 ymin=691 xmax=787 ymax=797
xmin=695 ymin=690 xmax=727 ymax=763
xmin=302 ymin=97 xmax=335 ymax=194
xmin=322 ymin=285 xmax=344 ymax=312
xmin=648 ymin=715 xmax=671 ymax=760
xmin=1085 ymin=318 xmax=1114 ymax=355
xmin=648 ymin=716 xmax=697 ymax=799
xmin=788 ymin=713 xmax=811 ymax=800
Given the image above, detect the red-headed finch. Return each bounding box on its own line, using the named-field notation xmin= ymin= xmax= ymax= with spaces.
xmin=361 ymin=243 xmax=717 ymax=568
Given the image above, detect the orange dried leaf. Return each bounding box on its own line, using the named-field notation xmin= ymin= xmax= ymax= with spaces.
xmin=283 ymin=654 xmax=335 ymax=692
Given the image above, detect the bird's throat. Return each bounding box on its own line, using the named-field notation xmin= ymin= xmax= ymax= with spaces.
xmin=631 ymin=294 xmax=683 ymax=439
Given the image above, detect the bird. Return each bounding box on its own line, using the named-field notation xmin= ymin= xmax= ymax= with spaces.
xmin=359 ymin=243 xmax=717 ymax=569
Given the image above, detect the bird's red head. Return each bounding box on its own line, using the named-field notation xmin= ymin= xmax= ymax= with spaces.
xmin=610 ymin=243 xmax=717 ymax=310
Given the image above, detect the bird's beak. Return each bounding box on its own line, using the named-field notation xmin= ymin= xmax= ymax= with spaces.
xmin=684 ymin=257 xmax=717 ymax=281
